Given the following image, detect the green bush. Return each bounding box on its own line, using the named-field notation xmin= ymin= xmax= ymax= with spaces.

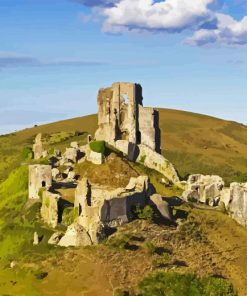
xmin=89 ymin=141 xmax=106 ymax=154
xmin=105 ymin=233 xmax=131 ymax=250
xmin=138 ymin=272 xmax=237 ymax=296
xmin=21 ymin=147 xmax=33 ymax=160
xmin=135 ymin=205 xmax=154 ymax=222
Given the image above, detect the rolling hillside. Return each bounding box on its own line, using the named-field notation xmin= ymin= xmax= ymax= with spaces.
xmin=1 ymin=108 xmax=246 ymax=184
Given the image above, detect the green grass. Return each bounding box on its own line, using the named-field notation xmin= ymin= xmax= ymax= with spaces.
xmin=138 ymin=272 xmax=237 ymax=296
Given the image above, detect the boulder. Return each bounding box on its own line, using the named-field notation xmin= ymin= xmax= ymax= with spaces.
xmin=150 ymin=194 xmax=172 ymax=221
xmin=33 ymin=232 xmax=39 ymax=245
xmin=58 ymin=223 xmax=92 ymax=247
xmin=70 ymin=141 xmax=79 ymax=149
xmin=228 ymin=182 xmax=247 ymax=227
xmin=87 ymin=150 xmax=104 ymax=165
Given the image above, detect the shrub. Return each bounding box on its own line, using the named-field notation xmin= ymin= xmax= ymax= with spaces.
xmin=135 ymin=205 xmax=154 ymax=222
xmin=21 ymin=147 xmax=33 ymax=160
xmin=105 ymin=233 xmax=131 ymax=250
xmin=89 ymin=141 xmax=106 ymax=154
xmin=138 ymin=272 xmax=237 ymax=296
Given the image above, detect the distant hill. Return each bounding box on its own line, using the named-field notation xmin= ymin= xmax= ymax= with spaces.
xmin=0 ymin=108 xmax=246 ymax=184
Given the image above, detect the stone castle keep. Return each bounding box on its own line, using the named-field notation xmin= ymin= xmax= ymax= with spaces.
xmin=95 ymin=82 xmax=161 ymax=153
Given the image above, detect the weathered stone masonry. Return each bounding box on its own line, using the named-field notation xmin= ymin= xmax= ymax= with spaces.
xmin=95 ymin=82 xmax=161 ymax=153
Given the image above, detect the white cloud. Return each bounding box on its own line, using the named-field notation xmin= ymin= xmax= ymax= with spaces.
xmin=92 ymin=0 xmax=247 ymax=46
xmin=102 ymin=0 xmax=217 ymax=33
xmin=187 ymin=13 xmax=247 ymax=46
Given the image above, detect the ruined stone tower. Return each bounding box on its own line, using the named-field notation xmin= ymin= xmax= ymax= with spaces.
xmin=95 ymin=82 xmax=161 ymax=153
xmin=29 ymin=165 xmax=52 ymax=199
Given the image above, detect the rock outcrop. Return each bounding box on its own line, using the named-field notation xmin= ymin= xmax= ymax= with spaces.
xmin=58 ymin=223 xmax=92 ymax=247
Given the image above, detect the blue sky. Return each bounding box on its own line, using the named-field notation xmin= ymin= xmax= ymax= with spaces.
xmin=0 ymin=0 xmax=247 ymax=134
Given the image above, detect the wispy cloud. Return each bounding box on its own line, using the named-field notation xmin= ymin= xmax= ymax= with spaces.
xmin=0 ymin=53 xmax=106 ymax=69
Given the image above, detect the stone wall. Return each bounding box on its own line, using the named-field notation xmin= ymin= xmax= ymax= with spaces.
xmin=29 ymin=165 xmax=52 ymax=199
xmin=75 ymin=176 xmax=153 ymax=244
xmin=95 ymin=82 xmax=160 ymax=153
xmin=40 ymin=190 xmax=61 ymax=228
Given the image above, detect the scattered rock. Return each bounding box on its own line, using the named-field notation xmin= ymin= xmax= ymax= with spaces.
xmin=33 ymin=232 xmax=39 ymax=245
xmin=58 ymin=223 xmax=92 ymax=247
xmin=150 ymin=194 xmax=172 ymax=221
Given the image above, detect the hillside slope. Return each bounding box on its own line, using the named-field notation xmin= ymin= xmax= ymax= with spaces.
xmin=0 ymin=109 xmax=247 ymax=183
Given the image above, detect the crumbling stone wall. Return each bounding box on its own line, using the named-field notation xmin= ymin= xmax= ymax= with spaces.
xmin=40 ymin=190 xmax=61 ymax=228
xmin=182 ymin=174 xmax=224 ymax=205
xmin=33 ymin=133 xmax=47 ymax=160
xmin=75 ymin=176 xmax=153 ymax=244
xmin=95 ymin=82 xmax=160 ymax=153
xmin=29 ymin=165 xmax=52 ymax=199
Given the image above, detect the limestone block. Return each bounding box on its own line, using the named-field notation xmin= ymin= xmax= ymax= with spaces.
xmin=70 ymin=141 xmax=79 ymax=149
xmin=150 ymin=194 xmax=172 ymax=221
xmin=228 ymin=182 xmax=247 ymax=227
xmin=220 ymin=188 xmax=231 ymax=208
xmin=58 ymin=223 xmax=92 ymax=247
xmin=33 ymin=232 xmax=39 ymax=245
xmin=41 ymin=191 xmax=61 ymax=228
xmin=63 ymin=147 xmax=78 ymax=163
xmin=67 ymin=171 xmax=76 ymax=180
xmin=87 ymin=150 xmax=104 ymax=165
xmin=52 ymin=168 xmax=60 ymax=180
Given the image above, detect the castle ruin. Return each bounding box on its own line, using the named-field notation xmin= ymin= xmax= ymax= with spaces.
xmin=29 ymin=165 xmax=52 ymax=199
xmin=95 ymin=82 xmax=161 ymax=153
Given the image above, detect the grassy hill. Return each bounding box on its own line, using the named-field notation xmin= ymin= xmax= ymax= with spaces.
xmin=0 ymin=109 xmax=247 ymax=295
xmin=1 ymin=109 xmax=246 ymax=184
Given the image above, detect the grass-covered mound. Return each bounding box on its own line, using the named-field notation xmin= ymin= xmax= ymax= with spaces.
xmin=138 ymin=271 xmax=237 ymax=296
xmin=89 ymin=140 xmax=106 ymax=154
